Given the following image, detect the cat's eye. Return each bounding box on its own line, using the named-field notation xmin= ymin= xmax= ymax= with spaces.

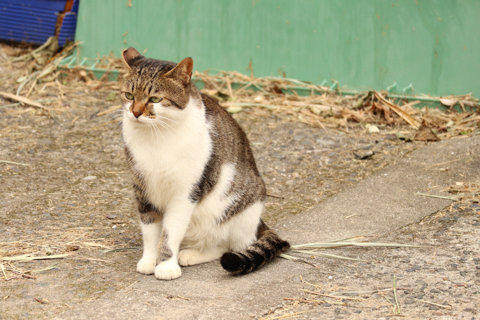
xmin=149 ymin=97 xmax=163 ymax=103
xmin=125 ymin=92 xmax=134 ymax=100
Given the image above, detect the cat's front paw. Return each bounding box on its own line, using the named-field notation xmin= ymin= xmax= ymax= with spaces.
xmin=136 ymin=257 xmax=157 ymax=275
xmin=154 ymin=260 xmax=182 ymax=280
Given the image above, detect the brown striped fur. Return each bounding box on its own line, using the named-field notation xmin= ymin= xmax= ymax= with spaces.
xmin=221 ymin=220 xmax=290 ymax=274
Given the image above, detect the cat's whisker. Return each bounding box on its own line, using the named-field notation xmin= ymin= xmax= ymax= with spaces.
xmin=153 ymin=122 xmax=164 ymax=140
xmin=152 ymin=114 xmax=179 ymax=132
xmin=113 ymin=121 xmax=123 ymax=132
xmin=155 ymin=114 xmax=180 ymax=125
xmin=155 ymin=119 xmax=176 ymax=135
xmin=155 ymin=120 xmax=168 ymax=139
xmin=156 ymin=123 xmax=173 ymax=136
xmin=147 ymin=122 xmax=157 ymax=140
xmin=111 ymin=114 xmax=124 ymax=131
xmin=149 ymin=121 xmax=163 ymax=140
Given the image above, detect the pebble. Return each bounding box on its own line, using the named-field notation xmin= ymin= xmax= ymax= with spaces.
xmin=354 ymin=150 xmax=375 ymax=160
xmin=285 ymin=180 xmax=296 ymax=186
xmin=367 ymin=124 xmax=380 ymax=133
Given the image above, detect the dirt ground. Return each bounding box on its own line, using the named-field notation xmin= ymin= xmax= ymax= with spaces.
xmin=0 ymin=44 xmax=479 ymax=319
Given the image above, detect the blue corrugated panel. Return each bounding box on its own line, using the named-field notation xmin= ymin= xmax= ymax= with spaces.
xmin=0 ymin=0 xmax=78 ymax=46
xmin=58 ymin=0 xmax=79 ymax=46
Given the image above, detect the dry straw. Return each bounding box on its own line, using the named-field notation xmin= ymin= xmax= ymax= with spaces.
xmin=279 ymin=236 xmax=424 ymax=264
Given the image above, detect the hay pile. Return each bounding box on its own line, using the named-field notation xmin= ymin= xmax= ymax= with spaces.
xmin=1 ymin=40 xmax=479 ymax=139
xmin=194 ymin=70 xmax=480 ymax=140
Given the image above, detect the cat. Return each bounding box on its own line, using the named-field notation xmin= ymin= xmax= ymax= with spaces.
xmin=120 ymin=47 xmax=290 ymax=280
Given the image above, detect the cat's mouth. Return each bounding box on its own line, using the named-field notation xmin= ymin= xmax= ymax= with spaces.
xmin=128 ymin=112 xmax=156 ymax=121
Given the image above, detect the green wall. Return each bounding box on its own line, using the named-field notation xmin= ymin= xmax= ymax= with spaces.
xmin=75 ymin=0 xmax=480 ymax=98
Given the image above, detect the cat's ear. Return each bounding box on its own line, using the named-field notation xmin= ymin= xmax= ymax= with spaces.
xmin=122 ymin=47 xmax=143 ymax=69
xmin=165 ymin=57 xmax=193 ymax=85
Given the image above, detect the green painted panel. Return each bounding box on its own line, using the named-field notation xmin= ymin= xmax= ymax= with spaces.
xmin=75 ymin=0 xmax=480 ymax=98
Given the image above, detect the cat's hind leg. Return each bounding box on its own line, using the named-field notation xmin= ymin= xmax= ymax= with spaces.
xmin=137 ymin=221 xmax=162 ymax=274
xmin=178 ymin=248 xmax=224 ymax=266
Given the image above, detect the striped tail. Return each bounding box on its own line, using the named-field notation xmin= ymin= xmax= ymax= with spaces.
xmin=220 ymin=220 xmax=290 ymax=275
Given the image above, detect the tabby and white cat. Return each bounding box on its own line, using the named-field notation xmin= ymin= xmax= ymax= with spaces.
xmin=120 ymin=47 xmax=289 ymax=280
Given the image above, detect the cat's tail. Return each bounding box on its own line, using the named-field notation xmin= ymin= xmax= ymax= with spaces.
xmin=220 ymin=220 xmax=290 ymax=275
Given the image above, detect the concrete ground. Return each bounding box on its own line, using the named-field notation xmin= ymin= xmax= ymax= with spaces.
xmin=50 ymin=135 xmax=480 ymax=320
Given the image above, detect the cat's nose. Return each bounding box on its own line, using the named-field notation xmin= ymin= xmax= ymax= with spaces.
xmin=133 ymin=111 xmax=143 ymax=118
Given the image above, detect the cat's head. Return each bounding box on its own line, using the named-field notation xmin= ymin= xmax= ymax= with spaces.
xmin=120 ymin=47 xmax=197 ymax=124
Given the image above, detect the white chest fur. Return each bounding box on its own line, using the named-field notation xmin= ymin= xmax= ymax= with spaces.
xmin=122 ymin=98 xmax=212 ymax=210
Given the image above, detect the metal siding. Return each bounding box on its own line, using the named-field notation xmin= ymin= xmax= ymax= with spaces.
xmin=74 ymin=0 xmax=479 ymax=97
xmin=0 ymin=0 xmax=78 ymax=46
